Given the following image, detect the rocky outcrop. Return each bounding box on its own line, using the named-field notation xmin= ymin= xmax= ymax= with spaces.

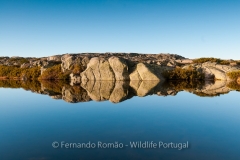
xmin=108 ymin=56 xmax=129 ymax=80
xmin=80 ymin=57 xmax=115 ymax=81
xmin=61 ymin=54 xmax=75 ymax=72
xmin=80 ymin=56 xmax=129 ymax=81
xmin=47 ymin=55 xmax=61 ymax=62
xmin=59 ymin=53 xmax=185 ymax=81
xmin=80 ymin=56 xmax=170 ymax=82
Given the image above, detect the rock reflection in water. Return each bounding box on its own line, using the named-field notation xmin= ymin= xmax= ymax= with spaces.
xmin=0 ymin=80 xmax=239 ymax=103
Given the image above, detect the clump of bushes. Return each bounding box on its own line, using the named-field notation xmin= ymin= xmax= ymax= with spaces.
xmin=227 ymin=70 xmax=240 ymax=80
xmin=21 ymin=67 xmax=41 ymax=79
xmin=8 ymin=57 xmax=29 ymax=65
xmin=0 ymin=65 xmax=40 ymax=79
xmin=219 ymin=60 xmax=230 ymax=65
xmin=39 ymin=64 xmax=70 ymax=80
xmin=193 ymin=58 xmax=230 ymax=65
xmin=163 ymin=66 xmax=205 ymax=80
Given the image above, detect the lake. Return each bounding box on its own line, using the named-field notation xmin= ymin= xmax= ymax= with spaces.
xmin=0 ymin=80 xmax=240 ymax=160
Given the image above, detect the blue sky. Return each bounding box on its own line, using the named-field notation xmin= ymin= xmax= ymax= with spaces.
xmin=0 ymin=0 xmax=239 ymax=59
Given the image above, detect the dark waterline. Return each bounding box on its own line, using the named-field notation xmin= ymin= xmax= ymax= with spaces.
xmin=0 ymin=80 xmax=240 ymax=160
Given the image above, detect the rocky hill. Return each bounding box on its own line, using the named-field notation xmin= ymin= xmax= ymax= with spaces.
xmin=0 ymin=53 xmax=240 ymax=84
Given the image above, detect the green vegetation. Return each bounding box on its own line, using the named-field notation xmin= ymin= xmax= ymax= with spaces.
xmin=0 ymin=65 xmax=41 ymax=79
xmin=39 ymin=64 xmax=70 ymax=80
xmin=227 ymin=70 xmax=240 ymax=80
xmin=163 ymin=66 xmax=205 ymax=80
xmin=193 ymin=58 xmax=230 ymax=65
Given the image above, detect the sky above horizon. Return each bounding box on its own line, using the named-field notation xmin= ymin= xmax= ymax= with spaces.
xmin=0 ymin=0 xmax=239 ymax=59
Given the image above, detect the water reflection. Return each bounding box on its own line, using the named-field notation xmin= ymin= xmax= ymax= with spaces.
xmin=0 ymin=80 xmax=239 ymax=103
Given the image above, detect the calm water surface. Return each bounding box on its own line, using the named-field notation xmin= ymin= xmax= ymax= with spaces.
xmin=0 ymin=81 xmax=240 ymax=160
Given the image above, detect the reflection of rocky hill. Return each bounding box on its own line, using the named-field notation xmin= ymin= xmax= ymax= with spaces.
xmin=1 ymin=80 xmax=239 ymax=103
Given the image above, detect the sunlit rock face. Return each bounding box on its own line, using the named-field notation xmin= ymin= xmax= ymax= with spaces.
xmin=47 ymin=55 xmax=61 ymax=62
xmin=79 ymin=56 xmax=169 ymax=82
xmin=129 ymin=63 xmax=160 ymax=81
xmin=108 ymin=56 xmax=129 ymax=80
xmin=61 ymin=54 xmax=90 ymax=72
xmin=237 ymin=77 xmax=240 ymax=85
xmin=81 ymin=57 xmax=115 ymax=81
xmin=61 ymin=54 xmax=73 ymax=71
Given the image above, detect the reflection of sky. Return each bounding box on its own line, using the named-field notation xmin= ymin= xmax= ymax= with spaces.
xmin=0 ymin=88 xmax=240 ymax=159
xmin=0 ymin=0 xmax=240 ymax=59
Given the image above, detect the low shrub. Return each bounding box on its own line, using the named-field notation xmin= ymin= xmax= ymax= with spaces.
xmin=21 ymin=67 xmax=41 ymax=79
xmin=193 ymin=58 xmax=230 ymax=65
xmin=39 ymin=64 xmax=70 ymax=80
xmin=0 ymin=65 xmax=40 ymax=79
xmin=219 ymin=60 xmax=230 ymax=65
xmin=163 ymin=66 xmax=205 ymax=80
